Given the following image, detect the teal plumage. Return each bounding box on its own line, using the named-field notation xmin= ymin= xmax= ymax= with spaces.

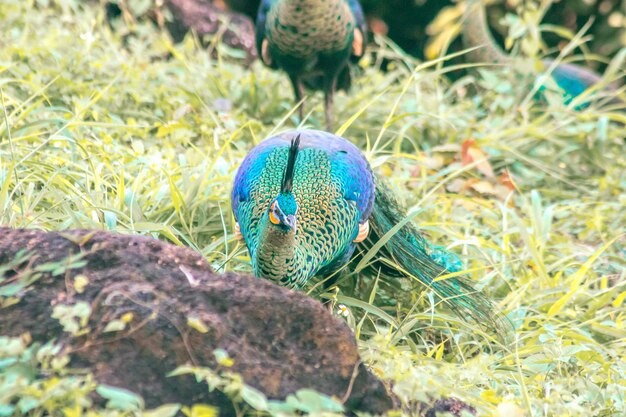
xmin=232 ymin=130 xmax=374 ymax=287
xmin=232 ymin=130 xmax=499 ymax=328
xmin=256 ymin=0 xmax=367 ymax=128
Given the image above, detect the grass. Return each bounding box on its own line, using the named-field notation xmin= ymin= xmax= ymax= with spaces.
xmin=1 ymin=0 xmax=625 ymax=416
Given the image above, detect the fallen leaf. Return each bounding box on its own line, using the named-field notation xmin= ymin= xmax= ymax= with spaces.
xmin=422 ymin=154 xmax=445 ymax=170
xmin=495 ymin=184 xmax=516 ymax=204
xmin=446 ymin=178 xmax=467 ymax=193
xmin=469 ymin=179 xmax=496 ymax=195
xmin=458 ymin=199 xmax=481 ymax=211
xmin=499 ymin=169 xmax=518 ymax=190
xmin=461 ymin=138 xmax=495 ymax=178
xmin=496 ymin=402 xmax=526 ymax=417
xmin=173 ymin=104 xmax=192 ymax=121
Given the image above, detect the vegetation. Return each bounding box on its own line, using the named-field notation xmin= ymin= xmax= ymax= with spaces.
xmin=1 ymin=0 xmax=625 ymax=416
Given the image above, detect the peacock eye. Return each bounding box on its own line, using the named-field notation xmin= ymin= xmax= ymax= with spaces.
xmin=269 ymin=202 xmax=280 ymax=224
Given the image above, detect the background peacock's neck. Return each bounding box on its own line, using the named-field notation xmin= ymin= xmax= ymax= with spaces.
xmin=462 ymin=0 xmax=511 ymax=64
xmin=267 ymin=0 xmax=354 ymax=57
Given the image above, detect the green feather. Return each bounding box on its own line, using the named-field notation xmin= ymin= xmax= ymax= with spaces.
xmin=357 ymin=178 xmax=510 ymax=333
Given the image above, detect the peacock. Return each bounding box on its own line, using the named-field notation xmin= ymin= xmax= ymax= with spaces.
xmin=255 ymin=0 xmax=367 ymax=129
xmin=231 ymin=129 xmax=500 ymax=329
xmin=462 ymin=0 xmax=621 ymax=105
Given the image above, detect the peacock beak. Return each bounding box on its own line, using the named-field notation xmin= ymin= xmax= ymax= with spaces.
xmin=284 ymin=214 xmax=297 ymax=231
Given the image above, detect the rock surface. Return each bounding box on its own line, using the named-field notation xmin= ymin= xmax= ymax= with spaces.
xmin=0 ymin=228 xmax=393 ymax=415
xmin=425 ymin=398 xmax=477 ymax=417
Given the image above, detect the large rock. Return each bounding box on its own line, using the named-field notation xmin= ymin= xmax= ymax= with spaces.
xmin=0 ymin=228 xmax=393 ymax=415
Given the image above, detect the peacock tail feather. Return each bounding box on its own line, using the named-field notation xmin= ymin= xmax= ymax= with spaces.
xmin=358 ymin=179 xmax=501 ymax=328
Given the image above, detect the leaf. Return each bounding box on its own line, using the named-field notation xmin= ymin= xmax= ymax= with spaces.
xmin=73 ymin=275 xmax=89 ymax=294
xmin=461 ymin=139 xmax=495 ymax=178
xmin=240 ymin=385 xmax=268 ymax=411
xmin=424 ymin=4 xmax=463 ymax=59
xmin=143 ymin=404 xmax=181 ymax=417
xmin=613 ymin=291 xmax=626 ymax=308
xmin=186 ymin=404 xmax=218 ymax=417
xmin=103 ymin=319 xmax=126 ymax=333
xmin=0 ymin=283 xmax=25 ymax=297
xmin=446 ymin=178 xmax=467 ymax=193
xmin=334 ymin=295 xmax=398 ymax=328
xmin=156 ymin=122 xmax=183 ymax=138
xmin=96 ymin=384 xmax=144 ymax=411
xmin=287 ymin=389 xmax=344 ymax=414
xmin=496 ymin=402 xmax=525 ymax=417
xmin=104 ymin=210 xmax=117 ymax=230
xmin=131 ymin=139 xmax=145 ymax=154
xmin=435 ymin=340 xmax=445 ymax=360
xmin=187 ymin=316 xmax=209 ymax=334
xmin=0 ymin=358 xmax=18 ymax=369
xmin=62 ymin=405 xmax=81 ymax=417
xmin=0 ymin=405 xmax=15 ymax=417
xmin=51 ymin=302 xmax=92 ymax=335
xmin=499 ymin=169 xmax=517 ymax=191
xmin=213 ymin=348 xmax=234 ymax=367
xmin=481 ymin=389 xmax=501 ymax=405
xmin=469 ymin=179 xmax=496 ymax=195
xmin=17 ymin=397 xmax=39 ymax=413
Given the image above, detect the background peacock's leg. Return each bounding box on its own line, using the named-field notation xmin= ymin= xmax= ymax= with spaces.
xmin=323 ymin=72 xmax=338 ymax=130
xmin=289 ymin=74 xmax=305 ymax=121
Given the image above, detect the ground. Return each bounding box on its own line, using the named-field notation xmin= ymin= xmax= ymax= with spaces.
xmin=0 ymin=1 xmax=625 ymax=416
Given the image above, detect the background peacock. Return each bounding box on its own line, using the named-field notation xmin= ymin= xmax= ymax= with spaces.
xmin=231 ymin=129 xmax=501 ymax=329
xmin=255 ymin=0 xmax=367 ymax=129
xmin=462 ymin=0 xmax=622 ymax=105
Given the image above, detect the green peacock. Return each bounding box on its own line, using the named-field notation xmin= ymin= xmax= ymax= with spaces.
xmin=255 ymin=0 xmax=367 ymax=129
xmin=231 ymin=129 xmax=501 ymax=329
xmin=462 ymin=0 xmax=623 ymax=105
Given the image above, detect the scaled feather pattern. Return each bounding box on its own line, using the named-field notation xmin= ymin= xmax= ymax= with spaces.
xmin=232 ymin=130 xmax=501 ymax=329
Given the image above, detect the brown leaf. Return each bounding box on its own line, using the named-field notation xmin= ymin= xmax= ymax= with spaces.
xmin=499 ymin=169 xmax=518 ymax=191
xmin=469 ymin=180 xmax=496 ymax=195
xmin=446 ymin=178 xmax=467 ymax=193
xmin=461 ymin=139 xmax=495 ymax=178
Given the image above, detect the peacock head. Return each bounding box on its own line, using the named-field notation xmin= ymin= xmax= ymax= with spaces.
xmin=268 ymin=135 xmax=300 ymax=232
xmin=268 ymin=193 xmax=298 ymax=231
